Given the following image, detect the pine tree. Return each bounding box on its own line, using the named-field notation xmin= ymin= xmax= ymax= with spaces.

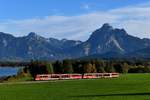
xmin=53 ymin=60 xmax=63 ymax=74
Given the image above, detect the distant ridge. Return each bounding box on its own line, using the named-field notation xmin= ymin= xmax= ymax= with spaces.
xmin=0 ymin=23 xmax=149 ymax=60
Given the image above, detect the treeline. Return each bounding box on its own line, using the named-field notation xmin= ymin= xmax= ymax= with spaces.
xmin=0 ymin=61 xmax=29 ymax=67
xmin=21 ymin=59 xmax=150 ymax=78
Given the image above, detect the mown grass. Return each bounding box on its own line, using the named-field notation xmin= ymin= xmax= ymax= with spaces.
xmin=0 ymin=74 xmax=150 ymax=100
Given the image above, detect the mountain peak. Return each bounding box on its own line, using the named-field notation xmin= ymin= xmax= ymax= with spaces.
xmin=28 ymin=32 xmax=37 ymax=37
xmin=89 ymin=23 xmax=128 ymax=41
xmin=26 ymin=32 xmax=45 ymax=41
xmin=101 ymin=23 xmax=113 ymax=30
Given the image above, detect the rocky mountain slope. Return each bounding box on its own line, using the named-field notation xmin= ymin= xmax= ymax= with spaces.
xmin=0 ymin=23 xmax=149 ymax=60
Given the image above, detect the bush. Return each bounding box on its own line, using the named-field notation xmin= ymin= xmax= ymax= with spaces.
xmin=128 ymin=65 xmax=147 ymax=73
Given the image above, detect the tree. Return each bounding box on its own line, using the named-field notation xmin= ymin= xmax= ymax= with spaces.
xmin=28 ymin=60 xmax=39 ymax=78
xmin=122 ymin=63 xmax=129 ymax=73
xmin=17 ymin=66 xmax=31 ymax=77
xmin=28 ymin=60 xmax=47 ymax=78
xmin=83 ymin=62 xmax=92 ymax=73
xmin=83 ymin=62 xmax=96 ymax=73
xmin=72 ymin=61 xmax=83 ymax=73
xmin=128 ymin=65 xmax=145 ymax=73
xmin=53 ymin=60 xmax=63 ymax=74
xmin=144 ymin=66 xmax=150 ymax=73
xmin=105 ymin=62 xmax=115 ymax=73
xmin=62 ymin=60 xmax=73 ymax=73
xmin=46 ymin=62 xmax=54 ymax=74
xmin=91 ymin=64 xmax=97 ymax=73
xmin=95 ymin=60 xmax=105 ymax=73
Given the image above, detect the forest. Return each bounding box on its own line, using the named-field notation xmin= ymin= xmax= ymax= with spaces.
xmin=19 ymin=59 xmax=150 ymax=78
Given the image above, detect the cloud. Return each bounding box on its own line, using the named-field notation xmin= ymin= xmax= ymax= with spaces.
xmin=109 ymin=2 xmax=150 ymax=38
xmin=82 ymin=4 xmax=90 ymax=10
xmin=0 ymin=2 xmax=150 ymax=41
xmin=0 ymin=13 xmax=118 ymax=40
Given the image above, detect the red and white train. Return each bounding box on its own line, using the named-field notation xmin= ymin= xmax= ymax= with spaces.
xmin=35 ymin=73 xmax=119 ymax=81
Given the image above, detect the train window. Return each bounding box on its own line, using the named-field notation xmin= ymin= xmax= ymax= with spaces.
xmin=51 ymin=75 xmax=59 ymax=78
xmin=96 ymin=74 xmax=102 ymax=77
xmin=41 ymin=76 xmax=48 ymax=78
xmin=112 ymin=73 xmax=118 ymax=75
xmin=104 ymin=74 xmax=110 ymax=76
xmin=61 ymin=75 xmax=69 ymax=78
xmin=72 ymin=75 xmax=79 ymax=77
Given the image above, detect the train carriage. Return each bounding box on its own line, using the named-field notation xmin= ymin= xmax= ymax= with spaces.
xmin=35 ymin=73 xmax=119 ymax=81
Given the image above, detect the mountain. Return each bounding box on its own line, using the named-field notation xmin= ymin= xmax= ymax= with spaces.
xmin=0 ymin=23 xmax=149 ymax=60
xmin=0 ymin=32 xmax=81 ymax=60
xmin=127 ymin=47 xmax=150 ymax=59
xmin=69 ymin=23 xmax=150 ymax=58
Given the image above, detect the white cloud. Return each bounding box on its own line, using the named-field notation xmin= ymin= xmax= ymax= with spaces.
xmin=0 ymin=13 xmax=118 ymax=40
xmin=109 ymin=3 xmax=150 ymax=39
xmin=0 ymin=2 xmax=150 ymax=41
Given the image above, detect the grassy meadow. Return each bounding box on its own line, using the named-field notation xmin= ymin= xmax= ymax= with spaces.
xmin=0 ymin=74 xmax=150 ymax=100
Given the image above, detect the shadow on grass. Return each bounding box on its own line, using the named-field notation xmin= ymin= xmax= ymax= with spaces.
xmin=71 ymin=93 xmax=150 ymax=98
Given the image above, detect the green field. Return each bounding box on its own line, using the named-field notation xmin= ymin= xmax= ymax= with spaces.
xmin=0 ymin=74 xmax=150 ymax=100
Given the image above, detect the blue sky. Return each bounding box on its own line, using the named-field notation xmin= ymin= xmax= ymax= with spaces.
xmin=0 ymin=0 xmax=150 ymax=40
xmin=0 ymin=0 xmax=149 ymax=19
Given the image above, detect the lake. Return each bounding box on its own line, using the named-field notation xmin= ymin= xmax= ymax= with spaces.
xmin=0 ymin=67 xmax=19 ymax=77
